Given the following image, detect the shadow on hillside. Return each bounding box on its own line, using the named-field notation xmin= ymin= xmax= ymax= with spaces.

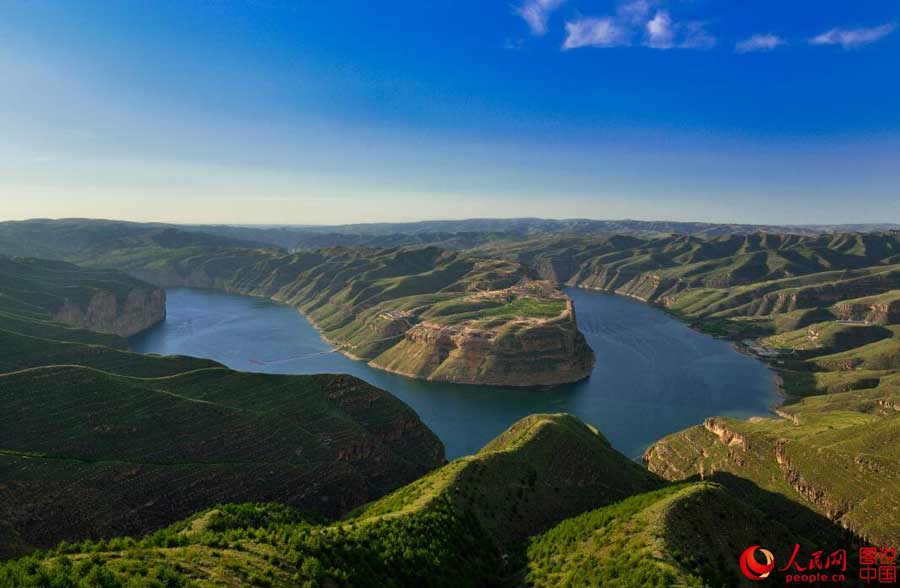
xmin=706 ymin=472 xmax=861 ymax=549
xmin=777 ymin=369 xmax=818 ymax=400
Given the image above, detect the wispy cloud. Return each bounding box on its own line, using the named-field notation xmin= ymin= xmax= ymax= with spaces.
xmin=516 ymin=0 xmax=566 ymax=36
xmin=563 ymin=17 xmax=631 ymax=49
xmin=645 ymin=11 xmax=715 ymax=50
xmin=563 ymin=3 xmax=714 ymax=52
xmin=810 ymin=23 xmax=896 ymax=49
xmin=735 ymin=33 xmax=786 ymax=54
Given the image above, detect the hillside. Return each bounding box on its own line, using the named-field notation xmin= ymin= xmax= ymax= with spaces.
xmin=0 ymin=255 xmax=165 ymax=337
xmin=483 ymin=232 xmax=900 ymax=311
xmin=644 ymin=379 xmax=900 ymax=546
xmin=0 ymin=257 xmax=445 ymax=558
xmin=0 ymin=413 xmax=861 ymax=588
xmin=0 ymin=366 xmax=443 ymax=558
xmin=0 ymin=222 xmax=596 ymax=386
xmin=0 ymin=414 xmax=660 ymax=587
xmin=525 ymin=482 xmax=820 ymax=588
xmin=0 ymin=415 xmax=660 ymax=588
xmin=4 ymin=218 xmax=900 ymax=256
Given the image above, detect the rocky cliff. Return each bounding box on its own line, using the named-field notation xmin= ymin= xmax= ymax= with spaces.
xmin=643 ymin=396 xmax=900 ymax=547
xmin=368 ymin=299 xmax=594 ymax=385
xmin=0 ymin=255 xmax=166 ymax=338
xmin=53 ymin=286 xmax=166 ymax=337
xmin=831 ymin=290 xmax=900 ymax=325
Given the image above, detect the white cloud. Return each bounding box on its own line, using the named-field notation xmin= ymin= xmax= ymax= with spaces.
xmin=563 ymin=17 xmax=631 ymax=49
xmin=516 ymin=0 xmax=566 ymax=36
xmin=644 ymin=11 xmax=714 ymax=50
xmin=558 ymin=1 xmax=714 ymax=52
xmin=810 ymin=23 xmax=896 ymax=49
xmin=646 ymin=11 xmax=675 ymax=49
xmin=735 ymin=34 xmax=786 ymax=53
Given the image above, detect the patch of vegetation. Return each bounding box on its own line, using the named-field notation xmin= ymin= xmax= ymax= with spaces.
xmin=477 ymin=297 xmax=566 ymax=320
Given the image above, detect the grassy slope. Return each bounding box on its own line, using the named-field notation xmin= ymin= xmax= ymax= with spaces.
xmin=525 ymin=482 xmax=820 ymax=588
xmin=0 ymin=362 xmax=444 ymax=558
xmin=644 ymin=379 xmax=900 ymax=545
xmin=0 ymin=258 xmax=445 ymax=559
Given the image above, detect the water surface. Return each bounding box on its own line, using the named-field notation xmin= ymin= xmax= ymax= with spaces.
xmin=131 ymin=287 xmax=776 ymax=459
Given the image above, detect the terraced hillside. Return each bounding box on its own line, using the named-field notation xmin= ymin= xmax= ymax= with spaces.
xmin=0 ymin=414 xmax=856 ymax=588
xmin=0 ymin=223 xmax=595 ymax=386
xmin=0 ymin=257 xmax=444 ymax=558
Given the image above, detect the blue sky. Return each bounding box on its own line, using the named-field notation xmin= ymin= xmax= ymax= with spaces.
xmin=1 ymin=1 xmax=898 ymax=225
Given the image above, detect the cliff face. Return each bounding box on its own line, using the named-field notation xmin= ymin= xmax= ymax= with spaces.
xmin=54 ymin=287 xmax=166 ymax=338
xmin=369 ymin=301 xmax=595 ymax=386
xmin=831 ymin=292 xmax=900 ymax=325
xmin=0 ymin=255 xmax=167 ymax=339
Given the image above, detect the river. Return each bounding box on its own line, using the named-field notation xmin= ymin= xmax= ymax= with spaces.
xmin=131 ymin=287 xmax=776 ymax=460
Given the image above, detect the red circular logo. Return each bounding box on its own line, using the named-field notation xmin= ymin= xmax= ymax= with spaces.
xmin=740 ymin=545 xmax=775 ymax=581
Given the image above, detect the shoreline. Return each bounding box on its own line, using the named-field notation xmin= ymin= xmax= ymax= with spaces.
xmin=270 ymin=290 xmax=594 ymax=388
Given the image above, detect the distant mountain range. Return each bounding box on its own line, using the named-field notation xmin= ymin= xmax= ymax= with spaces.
xmin=4 ymin=217 xmax=899 ymax=252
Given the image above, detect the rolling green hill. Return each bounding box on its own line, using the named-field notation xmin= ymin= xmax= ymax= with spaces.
xmin=0 ymin=414 xmax=859 ymax=588
xmin=0 ymin=366 xmax=443 ymax=558
xmin=525 ymin=481 xmax=820 ymax=588
xmin=0 ymin=257 xmax=445 ymax=559
xmin=1 ymin=413 xmax=655 ymax=587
